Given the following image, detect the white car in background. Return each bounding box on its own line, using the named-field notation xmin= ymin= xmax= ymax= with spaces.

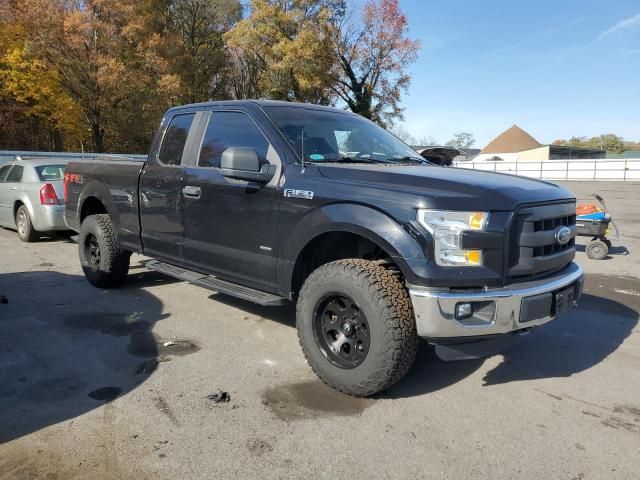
xmin=0 ymin=157 xmax=69 ymax=241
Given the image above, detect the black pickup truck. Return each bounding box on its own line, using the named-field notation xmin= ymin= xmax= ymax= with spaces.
xmin=64 ymin=100 xmax=584 ymax=396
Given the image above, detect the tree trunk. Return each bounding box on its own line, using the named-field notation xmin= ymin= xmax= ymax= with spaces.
xmin=91 ymin=122 xmax=104 ymax=153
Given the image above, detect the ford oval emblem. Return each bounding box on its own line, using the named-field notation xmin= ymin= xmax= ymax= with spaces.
xmin=555 ymin=226 xmax=572 ymax=245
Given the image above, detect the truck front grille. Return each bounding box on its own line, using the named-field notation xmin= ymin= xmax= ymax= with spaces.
xmin=508 ymin=201 xmax=576 ymax=281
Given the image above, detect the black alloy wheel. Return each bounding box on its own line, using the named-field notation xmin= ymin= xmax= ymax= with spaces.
xmin=85 ymin=234 xmax=101 ymax=268
xmin=313 ymin=294 xmax=370 ymax=369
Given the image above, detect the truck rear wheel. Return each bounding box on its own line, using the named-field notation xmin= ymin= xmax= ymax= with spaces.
xmin=296 ymin=259 xmax=417 ymax=397
xmin=79 ymin=214 xmax=131 ymax=288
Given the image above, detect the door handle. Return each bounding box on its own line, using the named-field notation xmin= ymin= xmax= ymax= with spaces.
xmin=182 ymin=185 xmax=201 ymax=199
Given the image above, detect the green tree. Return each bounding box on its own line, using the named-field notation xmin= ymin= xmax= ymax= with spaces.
xmin=553 ymin=134 xmax=626 ymax=154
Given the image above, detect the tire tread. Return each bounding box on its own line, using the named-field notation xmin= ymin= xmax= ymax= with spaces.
xmin=79 ymin=214 xmax=130 ymax=288
xmin=297 ymin=259 xmax=417 ymax=397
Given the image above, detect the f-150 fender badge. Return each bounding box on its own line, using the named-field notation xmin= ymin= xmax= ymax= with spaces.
xmin=284 ymin=189 xmax=314 ymax=200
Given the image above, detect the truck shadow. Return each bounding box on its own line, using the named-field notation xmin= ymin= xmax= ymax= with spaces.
xmin=0 ymin=270 xmax=177 ymax=444
xmin=213 ymin=274 xmax=638 ymax=400
xmin=388 ymin=274 xmax=639 ymax=398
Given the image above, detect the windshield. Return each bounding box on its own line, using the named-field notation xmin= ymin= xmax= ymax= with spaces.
xmin=35 ymin=165 xmax=66 ymax=181
xmin=262 ymin=106 xmax=426 ymax=164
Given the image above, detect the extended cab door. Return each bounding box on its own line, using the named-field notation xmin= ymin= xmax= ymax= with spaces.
xmin=139 ymin=111 xmax=202 ymax=264
xmin=180 ymin=109 xmax=283 ymax=292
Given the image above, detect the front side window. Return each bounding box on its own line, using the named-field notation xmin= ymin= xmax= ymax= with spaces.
xmin=263 ymin=106 xmax=426 ymax=165
xmin=158 ymin=113 xmax=195 ymax=165
xmin=6 ymin=165 xmax=23 ymax=182
xmin=198 ymin=111 xmax=270 ymax=168
xmin=0 ymin=165 xmax=12 ymax=182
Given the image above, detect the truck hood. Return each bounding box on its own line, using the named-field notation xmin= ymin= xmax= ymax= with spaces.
xmin=316 ymin=164 xmax=574 ymax=210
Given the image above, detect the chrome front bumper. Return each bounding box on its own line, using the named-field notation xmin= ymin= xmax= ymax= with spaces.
xmin=408 ymin=262 xmax=584 ymax=339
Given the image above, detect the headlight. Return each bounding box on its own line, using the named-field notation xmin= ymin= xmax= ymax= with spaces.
xmin=417 ymin=210 xmax=488 ymax=266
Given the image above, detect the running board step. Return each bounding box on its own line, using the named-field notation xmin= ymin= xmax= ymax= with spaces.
xmin=145 ymin=260 xmax=287 ymax=306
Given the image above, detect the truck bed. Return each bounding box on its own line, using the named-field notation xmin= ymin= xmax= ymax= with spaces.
xmin=64 ymin=156 xmax=146 ymax=252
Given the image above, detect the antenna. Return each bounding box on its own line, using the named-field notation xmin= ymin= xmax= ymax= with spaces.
xmin=300 ymin=128 xmax=305 ymax=171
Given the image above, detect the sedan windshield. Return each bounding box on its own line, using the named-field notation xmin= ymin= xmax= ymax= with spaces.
xmin=35 ymin=165 xmax=66 ymax=181
xmin=262 ymin=106 xmax=426 ymax=165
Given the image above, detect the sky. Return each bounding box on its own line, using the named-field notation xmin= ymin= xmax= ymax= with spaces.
xmin=397 ymin=0 xmax=640 ymax=147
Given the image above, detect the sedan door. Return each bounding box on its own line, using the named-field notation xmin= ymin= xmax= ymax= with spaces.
xmin=0 ymin=164 xmax=18 ymax=226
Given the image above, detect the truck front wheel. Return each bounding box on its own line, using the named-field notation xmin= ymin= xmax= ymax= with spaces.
xmin=296 ymin=259 xmax=418 ymax=397
xmin=78 ymin=214 xmax=131 ymax=288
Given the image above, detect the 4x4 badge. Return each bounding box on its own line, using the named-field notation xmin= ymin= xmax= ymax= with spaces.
xmin=284 ymin=189 xmax=314 ymax=200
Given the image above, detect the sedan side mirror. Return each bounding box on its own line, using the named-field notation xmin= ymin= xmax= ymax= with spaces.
xmin=220 ymin=147 xmax=276 ymax=183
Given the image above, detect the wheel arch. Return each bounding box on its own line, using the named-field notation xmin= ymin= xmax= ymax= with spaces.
xmin=279 ymin=203 xmax=427 ymax=298
xmin=78 ymin=180 xmax=118 ymax=225
xmin=13 ymin=195 xmax=36 ymax=227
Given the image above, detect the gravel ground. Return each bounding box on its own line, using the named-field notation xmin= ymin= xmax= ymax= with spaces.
xmin=1 ymin=181 xmax=639 ymax=480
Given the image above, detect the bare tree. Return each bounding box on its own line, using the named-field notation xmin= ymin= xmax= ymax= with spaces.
xmin=330 ymin=0 xmax=420 ymax=127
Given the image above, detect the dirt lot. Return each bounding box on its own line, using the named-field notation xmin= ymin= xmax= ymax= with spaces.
xmin=1 ymin=181 xmax=639 ymax=480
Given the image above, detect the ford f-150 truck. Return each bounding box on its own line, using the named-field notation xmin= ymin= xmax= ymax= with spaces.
xmin=64 ymin=100 xmax=584 ymax=396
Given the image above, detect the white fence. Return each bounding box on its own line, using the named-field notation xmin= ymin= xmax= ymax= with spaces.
xmin=454 ymin=158 xmax=640 ymax=181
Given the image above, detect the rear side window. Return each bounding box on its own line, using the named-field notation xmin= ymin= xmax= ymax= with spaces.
xmin=0 ymin=165 xmax=11 ymax=182
xmin=36 ymin=165 xmax=66 ymax=181
xmin=158 ymin=113 xmax=195 ymax=165
xmin=198 ymin=111 xmax=270 ymax=168
xmin=6 ymin=165 xmax=23 ymax=182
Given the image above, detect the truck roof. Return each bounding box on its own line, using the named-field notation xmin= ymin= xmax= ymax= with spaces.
xmin=167 ymin=99 xmax=358 ymax=116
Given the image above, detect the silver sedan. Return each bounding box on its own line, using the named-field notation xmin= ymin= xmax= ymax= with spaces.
xmin=0 ymin=158 xmax=70 ymax=242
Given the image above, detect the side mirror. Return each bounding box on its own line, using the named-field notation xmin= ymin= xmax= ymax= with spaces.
xmin=220 ymin=147 xmax=276 ymax=183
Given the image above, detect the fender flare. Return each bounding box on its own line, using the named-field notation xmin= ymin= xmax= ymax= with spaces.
xmin=77 ymin=180 xmax=121 ymax=227
xmin=277 ymin=203 xmax=428 ymax=296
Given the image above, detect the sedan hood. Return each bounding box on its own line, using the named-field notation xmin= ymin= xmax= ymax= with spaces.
xmin=316 ymin=164 xmax=574 ymax=211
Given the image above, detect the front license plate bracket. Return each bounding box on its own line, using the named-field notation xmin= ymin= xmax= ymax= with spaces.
xmin=554 ymin=285 xmax=577 ymax=316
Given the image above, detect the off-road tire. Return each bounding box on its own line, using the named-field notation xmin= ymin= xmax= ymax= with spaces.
xmin=16 ymin=205 xmax=38 ymax=242
xmin=586 ymin=239 xmax=608 ymax=260
xmin=296 ymin=259 xmax=418 ymax=397
xmin=79 ymin=214 xmax=131 ymax=288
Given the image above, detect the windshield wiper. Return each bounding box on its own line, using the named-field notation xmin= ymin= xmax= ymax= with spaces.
xmin=386 ymin=156 xmax=428 ymax=165
xmin=318 ymin=157 xmax=386 ymax=164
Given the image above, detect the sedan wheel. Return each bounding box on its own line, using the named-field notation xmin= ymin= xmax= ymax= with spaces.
xmin=15 ymin=206 xmax=38 ymax=242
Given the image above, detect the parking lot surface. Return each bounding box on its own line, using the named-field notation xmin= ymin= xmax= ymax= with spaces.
xmin=1 ymin=181 xmax=639 ymax=479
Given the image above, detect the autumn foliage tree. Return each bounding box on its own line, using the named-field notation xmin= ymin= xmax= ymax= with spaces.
xmin=0 ymin=0 xmax=420 ymax=152
xmin=0 ymin=8 xmax=84 ymax=150
xmin=225 ymin=0 xmax=341 ymax=104
xmin=169 ymin=0 xmax=242 ymax=104
xmin=329 ymin=0 xmax=420 ymax=127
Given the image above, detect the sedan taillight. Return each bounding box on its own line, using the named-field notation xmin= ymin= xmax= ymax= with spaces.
xmin=40 ymin=183 xmax=60 ymax=205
